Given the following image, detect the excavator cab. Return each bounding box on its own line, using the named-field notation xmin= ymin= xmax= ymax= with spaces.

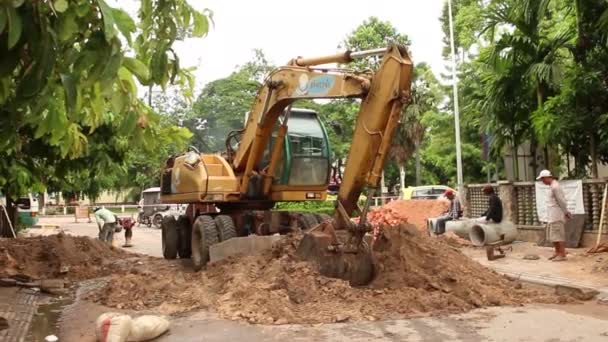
xmin=263 ymin=108 xmax=331 ymax=187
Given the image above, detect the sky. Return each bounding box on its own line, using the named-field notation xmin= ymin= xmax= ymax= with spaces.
xmin=115 ymin=0 xmax=448 ymax=90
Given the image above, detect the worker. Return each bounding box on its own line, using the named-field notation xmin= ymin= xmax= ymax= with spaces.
xmin=479 ymin=185 xmax=503 ymax=223
xmin=537 ymin=170 xmax=571 ymax=262
xmin=94 ymin=207 xmax=117 ymax=245
xmin=432 ymin=189 xmax=462 ymax=235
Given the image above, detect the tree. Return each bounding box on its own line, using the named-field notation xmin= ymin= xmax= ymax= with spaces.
xmin=189 ymin=50 xmax=275 ymax=153
xmin=0 ymin=0 xmax=210 ymax=215
xmin=391 ymin=63 xmax=442 ymax=190
xmin=333 ymin=17 xmax=416 ymax=192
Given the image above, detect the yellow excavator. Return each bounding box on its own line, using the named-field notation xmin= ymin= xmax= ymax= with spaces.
xmin=159 ymin=44 xmax=413 ymax=285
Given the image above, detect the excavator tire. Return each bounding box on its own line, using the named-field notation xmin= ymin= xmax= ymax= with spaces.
xmin=297 ymin=213 xmax=318 ymax=230
xmin=215 ymin=215 xmax=237 ymax=242
xmin=191 ymin=215 xmax=219 ymax=271
xmin=297 ymin=228 xmax=374 ymax=286
xmin=176 ymin=215 xmax=192 ymax=259
xmin=161 ymin=216 xmax=178 ymax=260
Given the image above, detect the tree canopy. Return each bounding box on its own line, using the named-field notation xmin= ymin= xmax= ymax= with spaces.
xmin=0 ymin=0 xmax=211 ymax=200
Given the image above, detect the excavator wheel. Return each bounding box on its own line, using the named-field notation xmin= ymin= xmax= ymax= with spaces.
xmin=215 ymin=215 xmax=237 ymax=242
xmin=297 ymin=213 xmax=319 ymax=230
xmin=296 ymin=222 xmax=375 ymax=286
xmin=176 ymin=215 xmax=192 ymax=259
xmin=191 ymin=215 xmax=219 ymax=271
xmin=161 ymin=216 xmax=178 ymax=260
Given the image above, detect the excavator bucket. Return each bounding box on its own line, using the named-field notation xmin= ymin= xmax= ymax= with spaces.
xmin=296 ymin=220 xmax=375 ymax=286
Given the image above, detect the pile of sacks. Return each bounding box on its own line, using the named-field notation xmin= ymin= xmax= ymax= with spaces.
xmin=95 ymin=313 xmax=170 ymax=342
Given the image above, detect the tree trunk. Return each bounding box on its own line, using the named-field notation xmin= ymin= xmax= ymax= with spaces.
xmin=38 ymin=192 xmax=45 ymax=212
xmin=399 ymin=163 xmax=405 ymax=194
xmin=530 ymin=136 xmax=539 ymax=174
xmin=512 ymin=141 xmax=519 ymax=181
xmin=380 ymin=171 xmax=386 ymax=205
xmin=415 ymin=146 xmax=421 ymax=186
xmin=590 ymin=134 xmax=599 ymax=178
xmin=1 ymin=192 xmax=16 ymax=238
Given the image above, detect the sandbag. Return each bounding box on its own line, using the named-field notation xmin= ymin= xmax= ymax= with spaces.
xmin=127 ymin=315 xmax=170 ymax=341
xmin=96 ymin=312 xmax=132 ymax=342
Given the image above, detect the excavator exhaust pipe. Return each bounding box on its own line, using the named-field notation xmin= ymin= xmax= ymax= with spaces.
xmin=296 ymin=220 xmax=375 ymax=286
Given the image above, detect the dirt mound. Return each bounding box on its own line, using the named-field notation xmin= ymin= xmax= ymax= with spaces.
xmin=362 ymin=200 xmax=449 ymax=231
xmin=88 ymin=225 xmax=568 ymax=324
xmin=0 ymin=234 xmax=138 ymax=281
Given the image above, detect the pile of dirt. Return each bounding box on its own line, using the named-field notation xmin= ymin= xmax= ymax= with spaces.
xmin=0 ymin=234 xmax=140 ymax=281
xmin=359 ymin=200 xmax=449 ymax=231
xmin=88 ymin=225 xmax=569 ymax=324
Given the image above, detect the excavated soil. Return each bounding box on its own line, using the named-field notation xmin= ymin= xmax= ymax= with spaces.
xmin=87 ymin=225 xmax=570 ymax=324
xmin=0 ymin=234 xmax=142 ymax=281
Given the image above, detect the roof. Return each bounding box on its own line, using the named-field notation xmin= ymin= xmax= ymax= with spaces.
xmin=142 ymin=187 xmax=161 ymax=193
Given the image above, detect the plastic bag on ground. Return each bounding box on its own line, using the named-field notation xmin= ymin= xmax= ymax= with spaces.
xmin=95 ymin=312 xmax=132 ymax=342
xmin=127 ymin=315 xmax=171 ymax=341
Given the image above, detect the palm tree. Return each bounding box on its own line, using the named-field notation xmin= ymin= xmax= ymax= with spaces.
xmin=481 ymin=0 xmax=573 ymax=176
xmin=390 ymin=63 xmax=441 ymax=191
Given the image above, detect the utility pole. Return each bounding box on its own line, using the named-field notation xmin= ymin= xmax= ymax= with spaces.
xmin=447 ymin=0 xmax=464 ymax=191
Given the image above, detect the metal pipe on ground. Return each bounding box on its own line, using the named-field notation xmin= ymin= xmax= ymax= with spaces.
xmin=469 ymin=221 xmax=517 ymax=247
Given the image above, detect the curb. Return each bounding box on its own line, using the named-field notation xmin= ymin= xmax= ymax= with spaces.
xmin=490 ymin=266 xmax=608 ymax=299
xmin=32 ymin=224 xmax=61 ymax=229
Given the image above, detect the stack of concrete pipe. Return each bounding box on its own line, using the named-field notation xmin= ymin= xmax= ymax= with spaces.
xmin=429 ymin=218 xmax=517 ymax=247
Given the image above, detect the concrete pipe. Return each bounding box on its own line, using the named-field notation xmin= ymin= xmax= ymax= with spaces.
xmin=427 ymin=218 xmax=438 ymax=235
xmin=469 ymin=221 xmax=517 ymax=247
xmin=445 ymin=220 xmax=473 ymax=239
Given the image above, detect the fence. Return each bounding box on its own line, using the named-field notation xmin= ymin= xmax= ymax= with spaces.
xmin=465 ymin=180 xmax=608 ymax=231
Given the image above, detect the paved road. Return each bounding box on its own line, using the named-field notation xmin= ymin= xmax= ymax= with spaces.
xmin=34 ymin=216 xmax=608 ymax=341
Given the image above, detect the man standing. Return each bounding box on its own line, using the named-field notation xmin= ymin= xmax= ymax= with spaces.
xmin=433 ymin=189 xmax=462 ymax=235
xmin=537 ymin=170 xmax=572 ymax=261
xmin=479 ymin=185 xmax=503 ymax=223
xmin=94 ymin=207 xmax=117 ymax=245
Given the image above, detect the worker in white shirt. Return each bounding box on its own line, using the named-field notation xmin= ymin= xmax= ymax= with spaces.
xmin=537 ymin=170 xmax=572 ymax=261
xmin=94 ymin=207 xmax=117 ymax=244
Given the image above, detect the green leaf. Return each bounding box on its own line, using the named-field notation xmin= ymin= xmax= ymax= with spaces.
xmin=97 ymin=0 xmax=115 ymax=42
xmin=0 ymin=8 xmax=7 ymax=34
xmin=7 ymin=6 xmax=22 ymax=49
xmin=57 ymin=11 xmax=78 ymax=42
xmin=111 ymin=91 xmax=128 ymax=113
xmin=11 ymin=0 xmax=25 ymax=8
xmin=111 ymin=8 xmax=135 ymax=45
xmin=118 ymin=67 xmax=138 ymax=94
xmin=192 ymin=11 xmax=209 ymax=37
xmin=0 ymin=47 xmax=19 ymax=76
xmin=60 ymin=73 xmax=78 ymax=113
xmin=123 ymin=57 xmax=150 ymax=83
xmin=75 ymin=3 xmax=90 ymax=17
xmin=54 ymin=0 xmax=68 ymax=13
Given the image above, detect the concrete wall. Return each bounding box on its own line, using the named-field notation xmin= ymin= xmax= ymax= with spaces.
xmin=516 ymin=226 xmax=608 ymax=248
